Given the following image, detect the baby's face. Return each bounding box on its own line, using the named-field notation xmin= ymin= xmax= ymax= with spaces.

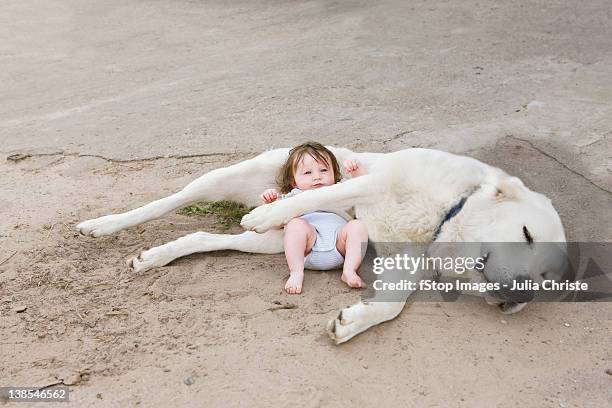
xmin=293 ymin=153 xmax=335 ymax=191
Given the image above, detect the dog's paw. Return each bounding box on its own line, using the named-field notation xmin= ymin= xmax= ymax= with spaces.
xmin=240 ymin=202 xmax=292 ymax=233
xmin=76 ymin=215 xmax=125 ymax=237
xmin=127 ymin=249 xmax=164 ymax=273
xmin=326 ymin=303 xmax=367 ymax=345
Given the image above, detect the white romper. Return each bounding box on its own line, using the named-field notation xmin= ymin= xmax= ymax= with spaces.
xmin=281 ymin=188 xmax=353 ymax=271
xmin=301 ymin=211 xmax=346 ymax=270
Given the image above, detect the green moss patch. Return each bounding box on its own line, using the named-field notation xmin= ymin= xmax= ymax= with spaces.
xmin=179 ymin=200 xmax=250 ymax=229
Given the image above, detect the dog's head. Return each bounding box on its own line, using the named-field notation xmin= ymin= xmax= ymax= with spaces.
xmin=434 ymin=175 xmax=568 ymax=313
xmin=473 ymin=177 xmax=564 ymax=241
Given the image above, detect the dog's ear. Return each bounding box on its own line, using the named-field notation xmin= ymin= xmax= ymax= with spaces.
xmin=495 ymin=177 xmax=524 ymax=202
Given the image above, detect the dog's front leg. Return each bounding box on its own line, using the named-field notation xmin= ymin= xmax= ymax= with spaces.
xmin=327 ymin=268 xmax=418 ymax=344
xmin=327 ymin=241 xmax=425 ymax=344
xmin=241 ymin=174 xmax=385 ymax=233
xmin=326 ymin=301 xmax=406 ymax=344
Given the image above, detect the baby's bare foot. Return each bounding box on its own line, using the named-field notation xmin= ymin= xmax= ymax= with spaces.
xmin=341 ymin=271 xmax=364 ymax=288
xmin=285 ymin=272 xmax=304 ymax=294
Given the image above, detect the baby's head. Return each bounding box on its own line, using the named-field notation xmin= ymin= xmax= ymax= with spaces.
xmin=277 ymin=141 xmax=341 ymax=193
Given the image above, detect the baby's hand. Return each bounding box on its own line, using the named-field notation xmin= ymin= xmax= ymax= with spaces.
xmin=343 ymin=159 xmax=362 ymax=176
xmin=260 ymin=188 xmax=280 ymax=204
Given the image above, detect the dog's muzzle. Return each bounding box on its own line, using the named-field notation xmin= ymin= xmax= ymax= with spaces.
xmin=477 ymin=253 xmax=535 ymax=304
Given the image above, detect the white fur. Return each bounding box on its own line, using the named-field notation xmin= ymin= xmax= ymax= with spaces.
xmin=77 ymin=147 xmax=566 ymax=344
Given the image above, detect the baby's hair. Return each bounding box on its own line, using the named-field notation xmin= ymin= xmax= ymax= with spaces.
xmin=277 ymin=141 xmax=341 ymax=193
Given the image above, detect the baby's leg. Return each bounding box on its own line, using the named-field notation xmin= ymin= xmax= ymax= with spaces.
xmin=336 ymin=220 xmax=368 ymax=288
xmin=283 ymin=218 xmax=316 ymax=294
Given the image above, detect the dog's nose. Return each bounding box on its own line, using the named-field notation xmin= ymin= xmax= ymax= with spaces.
xmin=494 ymin=275 xmax=535 ymax=303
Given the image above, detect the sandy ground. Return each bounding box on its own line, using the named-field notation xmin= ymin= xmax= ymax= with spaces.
xmin=1 ymin=0 xmax=611 ymax=407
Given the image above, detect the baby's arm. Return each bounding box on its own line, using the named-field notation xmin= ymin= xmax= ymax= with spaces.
xmin=343 ymin=159 xmax=365 ymax=178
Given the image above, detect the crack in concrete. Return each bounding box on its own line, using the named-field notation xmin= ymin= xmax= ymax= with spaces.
xmin=5 ymin=151 xmax=246 ymax=164
xmin=507 ymin=135 xmax=612 ymax=197
xmin=382 ymin=130 xmax=417 ymax=145
xmin=6 ymin=139 xmax=610 ymax=198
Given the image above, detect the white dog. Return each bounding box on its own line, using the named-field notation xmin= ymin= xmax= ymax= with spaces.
xmin=77 ymin=147 xmax=567 ymax=344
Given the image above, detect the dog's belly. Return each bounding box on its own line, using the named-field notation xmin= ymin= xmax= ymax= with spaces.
xmin=355 ymin=191 xmax=446 ymax=243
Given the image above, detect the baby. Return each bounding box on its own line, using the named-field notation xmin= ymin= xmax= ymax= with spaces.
xmin=260 ymin=142 xmax=368 ymax=294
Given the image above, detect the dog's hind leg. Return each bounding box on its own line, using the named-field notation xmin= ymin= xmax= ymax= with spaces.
xmin=128 ymin=229 xmax=284 ymax=273
xmin=76 ymin=149 xmax=289 ymax=237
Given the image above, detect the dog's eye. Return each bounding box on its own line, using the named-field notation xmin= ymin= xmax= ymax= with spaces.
xmin=523 ymin=226 xmax=533 ymax=244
